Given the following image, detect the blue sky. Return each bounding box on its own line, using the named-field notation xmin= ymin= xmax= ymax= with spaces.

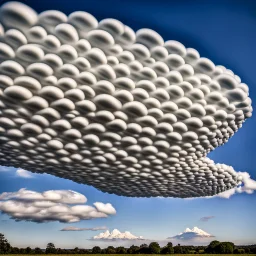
xmin=1 ymin=168 xmax=256 ymax=248
xmin=0 ymin=0 xmax=256 ymax=249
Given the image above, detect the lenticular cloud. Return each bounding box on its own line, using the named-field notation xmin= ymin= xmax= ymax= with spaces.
xmin=0 ymin=2 xmax=253 ymax=198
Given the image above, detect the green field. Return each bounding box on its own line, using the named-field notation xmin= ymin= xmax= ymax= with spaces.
xmin=5 ymin=254 xmax=256 ymax=256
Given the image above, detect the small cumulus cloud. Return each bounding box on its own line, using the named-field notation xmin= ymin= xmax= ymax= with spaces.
xmin=167 ymin=227 xmax=214 ymax=241
xmin=60 ymin=226 xmax=107 ymax=231
xmin=93 ymin=202 xmax=116 ymax=215
xmin=92 ymin=229 xmax=144 ymax=240
xmin=200 ymin=216 xmax=215 ymax=222
xmin=0 ymin=189 xmax=116 ymax=223
xmin=16 ymin=169 xmax=33 ymax=178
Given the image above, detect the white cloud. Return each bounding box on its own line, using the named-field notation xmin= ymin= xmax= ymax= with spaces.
xmin=0 ymin=3 xmax=253 ymax=200
xmin=168 ymin=227 xmax=214 ymax=240
xmin=93 ymin=202 xmax=116 ymax=215
xmin=0 ymin=189 xmax=116 ymax=223
xmin=16 ymin=169 xmax=33 ymax=178
xmin=216 ymin=172 xmax=256 ymax=199
xmin=60 ymin=226 xmax=107 ymax=231
xmin=92 ymin=229 xmax=144 ymax=240
xmin=184 ymin=172 xmax=256 ymax=200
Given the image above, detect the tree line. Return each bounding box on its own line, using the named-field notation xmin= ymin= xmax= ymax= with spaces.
xmin=1 ymin=233 xmax=256 ymax=254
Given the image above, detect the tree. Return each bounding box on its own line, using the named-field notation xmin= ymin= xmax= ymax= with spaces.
xmin=205 ymin=240 xmax=221 ymax=253
xmin=166 ymin=242 xmax=173 ymax=248
xmin=127 ymin=245 xmax=139 ymax=254
xmin=34 ymin=247 xmax=43 ymax=254
xmin=174 ymin=244 xmax=183 ymax=254
xmin=139 ymin=244 xmax=149 ymax=254
xmin=73 ymin=247 xmax=80 ymax=254
xmin=216 ymin=242 xmax=235 ymax=254
xmin=149 ymin=242 xmax=161 ymax=254
xmin=10 ymin=247 xmax=20 ymax=254
xmin=0 ymin=233 xmax=11 ymax=254
xmin=234 ymin=248 xmax=246 ymax=254
xmin=56 ymin=248 xmax=64 ymax=254
xmin=244 ymin=247 xmax=251 ymax=253
xmin=161 ymin=242 xmax=174 ymax=254
xmin=116 ymin=246 xmax=126 ymax=254
xmin=106 ymin=246 xmax=116 ymax=254
xmin=45 ymin=243 xmax=56 ymax=254
xmin=25 ymin=247 xmax=32 ymax=254
xmin=92 ymin=246 xmax=101 ymax=254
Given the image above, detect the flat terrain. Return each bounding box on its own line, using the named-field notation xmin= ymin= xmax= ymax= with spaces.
xmin=5 ymin=254 xmax=256 ymax=256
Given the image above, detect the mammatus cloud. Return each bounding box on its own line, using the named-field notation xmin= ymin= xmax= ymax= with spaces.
xmin=0 ymin=188 xmax=116 ymax=223
xmin=200 ymin=216 xmax=215 ymax=222
xmin=0 ymin=2 xmax=253 ymax=198
xmin=92 ymin=229 xmax=144 ymax=240
xmin=168 ymin=227 xmax=214 ymax=240
xmin=16 ymin=168 xmax=33 ymax=178
xmin=60 ymin=226 xmax=107 ymax=231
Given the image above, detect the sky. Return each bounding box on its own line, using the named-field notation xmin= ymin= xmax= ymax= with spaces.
xmin=0 ymin=0 xmax=256 ymax=249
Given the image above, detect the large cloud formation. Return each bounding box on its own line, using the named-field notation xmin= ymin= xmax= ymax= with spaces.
xmin=0 ymin=2 xmax=253 ymax=198
xmin=0 ymin=188 xmax=116 ymax=223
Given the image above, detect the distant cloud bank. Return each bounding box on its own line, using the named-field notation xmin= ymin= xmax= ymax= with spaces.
xmin=60 ymin=226 xmax=107 ymax=231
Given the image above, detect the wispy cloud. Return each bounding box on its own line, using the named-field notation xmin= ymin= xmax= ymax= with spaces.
xmin=0 ymin=166 xmax=13 ymax=172
xmin=60 ymin=226 xmax=107 ymax=231
xmin=16 ymin=169 xmax=34 ymax=178
xmin=200 ymin=216 xmax=215 ymax=222
xmin=0 ymin=188 xmax=116 ymax=223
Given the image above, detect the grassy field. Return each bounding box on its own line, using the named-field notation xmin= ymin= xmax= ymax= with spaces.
xmin=5 ymin=254 xmax=256 ymax=256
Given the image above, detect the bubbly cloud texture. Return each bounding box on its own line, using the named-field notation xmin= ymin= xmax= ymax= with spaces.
xmin=60 ymin=226 xmax=107 ymax=231
xmin=0 ymin=1 xmax=253 ymax=198
xmin=0 ymin=189 xmax=116 ymax=223
xmin=16 ymin=168 xmax=33 ymax=178
xmin=216 ymin=172 xmax=256 ymax=199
